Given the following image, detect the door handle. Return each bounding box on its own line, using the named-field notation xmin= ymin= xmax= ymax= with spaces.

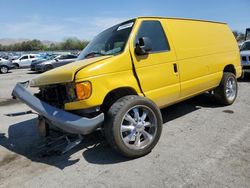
xmin=173 ymin=63 xmax=178 ymax=73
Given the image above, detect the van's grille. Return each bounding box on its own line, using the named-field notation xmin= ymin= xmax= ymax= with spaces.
xmin=35 ymin=84 xmax=70 ymax=108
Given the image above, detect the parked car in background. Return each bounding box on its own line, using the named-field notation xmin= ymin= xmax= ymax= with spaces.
xmin=0 ymin=55 xmax=9 ymax=60
xmin=240 ymin=40 xmax=250 ymax=78
xmin=0 ymin=58 xmax=14 ymax=74
xmin=30 ymin=54 xmax=57 ymax=71
xmin=12 ymin=54 xmax=39 ymax=68
xmin=34 ymin=54 xmax=77 ymax=72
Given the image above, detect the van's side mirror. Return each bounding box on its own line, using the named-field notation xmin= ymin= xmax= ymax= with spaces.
xmin=135 ymin=37 xmax=152 ymax=55
xmin=55 ymin=58 xmax=59 ymax=62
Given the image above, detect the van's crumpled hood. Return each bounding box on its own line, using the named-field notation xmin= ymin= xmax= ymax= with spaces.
xmin=30 ymin=56 xmax=111 ymax=87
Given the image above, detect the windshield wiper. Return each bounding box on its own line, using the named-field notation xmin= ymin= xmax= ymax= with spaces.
xmin=84 ymin=51 xmax=106 ymax=58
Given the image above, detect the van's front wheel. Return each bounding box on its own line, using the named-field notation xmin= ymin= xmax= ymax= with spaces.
xmin=215 ymin=72 xmax=238 ymax=105
xmin=104 ymin=95 xmax=162 ymax=158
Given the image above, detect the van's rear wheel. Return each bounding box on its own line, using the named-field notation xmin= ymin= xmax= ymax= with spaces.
xmin=215 ymin=72 xmax=238 ymax=105
xmin=104 ymin=95 xmax=162 ymax=158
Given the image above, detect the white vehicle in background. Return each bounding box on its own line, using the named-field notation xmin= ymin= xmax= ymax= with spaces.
xmin=0 ymin=58 xmax=15 ymax=73
xmin=240 ymin=40 xmax=250 ymax=76
xmin=12 ymin=54 xmax=39 ymax=68
xmin=240 ymin=28 xmax=250 ymax=79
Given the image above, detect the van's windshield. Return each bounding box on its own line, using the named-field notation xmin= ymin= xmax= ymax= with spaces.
xmin=78 ymin=19 xmax=135 ymax=60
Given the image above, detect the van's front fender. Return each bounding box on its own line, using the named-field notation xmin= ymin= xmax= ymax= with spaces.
xmin=64 ymin=70 xmax=142 ymax=110
xmin=12 ymin=82 xmax=104 ymax=135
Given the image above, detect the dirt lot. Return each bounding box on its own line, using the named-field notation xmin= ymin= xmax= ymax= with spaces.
xmin=0 ymin=69 xmax=250 ymax=188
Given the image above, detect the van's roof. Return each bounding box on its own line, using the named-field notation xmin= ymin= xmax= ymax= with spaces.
xmin=137 ymin=16 xmax=226 ymax=25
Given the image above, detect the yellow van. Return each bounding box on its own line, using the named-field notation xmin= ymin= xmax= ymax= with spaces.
xmin=13 ymin=17 xmax=241 ymax=157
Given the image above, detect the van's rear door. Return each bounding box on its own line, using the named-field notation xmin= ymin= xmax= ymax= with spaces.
xmin=129 ymin=19 xmax=180 ymax=108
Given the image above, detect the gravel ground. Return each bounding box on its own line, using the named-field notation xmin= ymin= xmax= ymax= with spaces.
xmin=0 ymin=69 xmax=249 ymax=188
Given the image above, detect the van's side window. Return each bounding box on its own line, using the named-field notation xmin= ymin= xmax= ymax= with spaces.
xmin=135 ymin=21 xmax=170 ymax=52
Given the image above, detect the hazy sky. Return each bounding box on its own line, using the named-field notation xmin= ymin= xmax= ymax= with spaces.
xmin=0 ymin=0 xmax=249 ymax=41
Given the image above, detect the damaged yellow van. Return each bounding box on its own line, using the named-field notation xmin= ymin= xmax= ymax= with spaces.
xmin=13 ymin=17 xmax=241 ymax=157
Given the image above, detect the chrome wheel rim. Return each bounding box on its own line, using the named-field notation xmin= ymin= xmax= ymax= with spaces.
xmin=120 ymin=105 xmax=157 ymax=150
xmin=1 ymin=66 xmax=8 ymax=73
xmin=226 ymin=77 xmax=236 ymax=101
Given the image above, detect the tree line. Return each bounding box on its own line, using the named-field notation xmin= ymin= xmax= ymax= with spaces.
xmin=0 ymin=31 xmax=246 ymax=52
xmin=0 ymin=37 xmax=89 ymax=51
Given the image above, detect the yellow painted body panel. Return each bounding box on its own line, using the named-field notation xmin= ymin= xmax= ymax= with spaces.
xmin=64 ymin=50 xmax=142 ymax=110
xmin=30 ymin=56 xmax=112 ymax=87
xmin=129 ymin=18 xmax=181 ymax=108
xmin=165 ymin=19 xmax=239 ymax=59
xmin=30 ymin=17 xmax=241 ymax=111
xmin=165 ymin=18 xmax=241 ymax=99
xmin=65 ymin=70 xmax=143 ymax=110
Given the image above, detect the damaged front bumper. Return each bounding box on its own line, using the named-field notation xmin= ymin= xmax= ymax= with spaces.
xmin=12 ymin=82 xmax=104 ymax=135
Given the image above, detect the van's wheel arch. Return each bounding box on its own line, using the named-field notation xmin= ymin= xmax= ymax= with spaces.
xmin=101 ymin=87 xmax=138 ymax=113
xmin=104 ymin=95 xmax=162 ymax=158
xmin=214 ymin=72 xmax=238 ymax=105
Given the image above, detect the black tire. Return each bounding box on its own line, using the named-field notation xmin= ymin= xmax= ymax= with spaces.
xmin=44 ymin=65 xmax=53 ymax=72
xmin=0 ymin=65 xmax=9 ymax=74
xmin=104 ymin=95 xmax=162 ymax=158
xmin=13 ymin=63 xmax=19 ymax=69
xmin=214 ymin=72 xmax=238 ymax=105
